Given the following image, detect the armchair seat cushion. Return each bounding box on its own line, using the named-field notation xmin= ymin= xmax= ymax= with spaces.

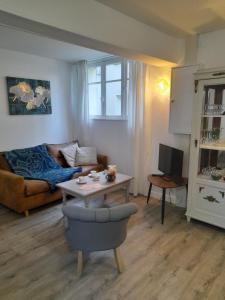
xmin=25 ymin=179 xmax=49 ymax=196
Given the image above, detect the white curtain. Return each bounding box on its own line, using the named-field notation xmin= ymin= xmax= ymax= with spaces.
xmin=71 ymin=60 xmax=91 ymax=145
xmin=72 ymin=59 xmax=152 ymax=196
xmin=127 ymin=61 xmax=152 ymax=196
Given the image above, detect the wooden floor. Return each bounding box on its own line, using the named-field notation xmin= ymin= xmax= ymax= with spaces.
xmin=0 ymin=194 xmax=225 ymax=300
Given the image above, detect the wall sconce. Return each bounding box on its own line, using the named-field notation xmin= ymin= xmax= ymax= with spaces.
xmin=157 ymin=78 xmax=169 ymax=94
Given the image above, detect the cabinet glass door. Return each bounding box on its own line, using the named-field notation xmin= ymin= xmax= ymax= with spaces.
xmin=198 ymin=82 xmax=225 ymax=181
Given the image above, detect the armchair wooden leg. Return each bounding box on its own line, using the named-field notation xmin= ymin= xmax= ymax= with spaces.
xmin=113 ymin=248 xmax=124 ymax=273
xmin=77 ymin=251 xmax=84 ymax=277
xmin=24 ymin=210 xmax=29 ymax=217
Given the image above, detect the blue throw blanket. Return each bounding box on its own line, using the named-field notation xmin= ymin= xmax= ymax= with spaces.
xmin=5 ymin=144 xmax=82 ymax=191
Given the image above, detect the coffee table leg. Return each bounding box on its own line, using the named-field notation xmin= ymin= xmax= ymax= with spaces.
xmin=84 ymin=199 xmax=89 ymax=208
xmin=61 ymin=190 xmax=68 ymax=227
xmin=62 ymin=190 xmax=67 ymax=206
xmin=125 ymin=182 xmax=130 ymax=202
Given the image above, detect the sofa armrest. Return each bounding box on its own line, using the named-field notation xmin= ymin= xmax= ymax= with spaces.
xmin=0 ymin=170 xmax=25 ymax=201
xmin=97 ymin=154 xmax=108 ymax=169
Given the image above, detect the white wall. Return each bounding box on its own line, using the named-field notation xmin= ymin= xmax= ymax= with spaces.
xmin=150 ymin=67 xmax=190 ymax=178
xmin=149 ymin=66 xmax=190 ymax=207
xmin=0 ymin=48 xmax=73 ymax=151
xmin=197 ymin=28 xmax=225 ymax=68
xmin=79 ymin=65 xmax=190 ymax=206
xmin=0 ymin=0 xmax=185 ymax=64
xmin=80 ymin=120 xmax=130 ymax=174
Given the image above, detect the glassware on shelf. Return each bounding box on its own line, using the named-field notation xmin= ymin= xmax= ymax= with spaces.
xmin=201 ymin=166 xmax=225 ymax=181
xmin=202 ymin=166 xmax=215 ymax=177
xmin=204 ymin=104 xmax=225 ymax=115
xmin=201 ymin=128 xmax=221 ymax=144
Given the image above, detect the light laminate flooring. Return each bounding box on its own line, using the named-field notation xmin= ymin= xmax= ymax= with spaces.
xmin=0 ymin=194 xmax=225 ymax=300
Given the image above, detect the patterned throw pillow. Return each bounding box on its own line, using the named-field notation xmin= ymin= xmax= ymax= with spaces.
xmin=60 ymin=143 xmax=78 ymax=167
xmin=75 ymin=147 xmax=97 ymax=166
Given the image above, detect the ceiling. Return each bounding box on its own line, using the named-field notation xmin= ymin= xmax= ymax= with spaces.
xmin=96 ymin=0 xmax=225 ymax=37
xmin=0 ymin=26 xmax=108 ymax=62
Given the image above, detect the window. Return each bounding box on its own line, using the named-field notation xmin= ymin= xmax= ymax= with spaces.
xmin=88 ymin=58 xmax=129 ymax=120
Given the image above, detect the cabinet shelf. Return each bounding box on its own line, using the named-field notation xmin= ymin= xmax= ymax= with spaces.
xmin=202 ymin=115 xmax=225 ymax=118
xmin=199 ymin=144 xmax=225 ymax=151
xmin=197 ymin=174 xmax=225 ymax=188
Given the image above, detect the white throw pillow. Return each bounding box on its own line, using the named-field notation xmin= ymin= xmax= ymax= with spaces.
xmin=75 ymin=147 xmax=97 ymax=166
xmin=60 ymin=143 xmax=78 ymax=167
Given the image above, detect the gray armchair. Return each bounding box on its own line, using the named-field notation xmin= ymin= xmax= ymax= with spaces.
xmin=62 ymin=203 xmax=138 ymax=276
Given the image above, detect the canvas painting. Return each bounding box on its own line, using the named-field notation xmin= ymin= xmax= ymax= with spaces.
xmin=6 ymin=77 xmax=52 ymax=115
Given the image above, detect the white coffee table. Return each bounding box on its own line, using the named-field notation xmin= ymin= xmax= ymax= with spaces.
xmin=56 ymin=172 xmax=133 ymax=207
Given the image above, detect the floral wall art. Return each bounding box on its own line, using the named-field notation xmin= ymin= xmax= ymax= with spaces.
xmin=6 ymin=77 xmax=52 ymax=115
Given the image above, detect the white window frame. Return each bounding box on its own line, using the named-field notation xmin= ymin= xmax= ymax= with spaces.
xmin=88 ymin=57 xmax=128 ymax=120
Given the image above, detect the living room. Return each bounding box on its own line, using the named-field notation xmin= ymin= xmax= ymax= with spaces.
xmin=0 ymin=1 xmax=225 ymax=299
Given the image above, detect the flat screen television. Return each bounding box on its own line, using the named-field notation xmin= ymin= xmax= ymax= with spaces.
xmin=158 ymin=144 xmax=183 ymax=178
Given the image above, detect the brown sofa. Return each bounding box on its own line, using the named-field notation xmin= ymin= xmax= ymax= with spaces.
xmin=0 ymin=142 xmax=107 ymax=217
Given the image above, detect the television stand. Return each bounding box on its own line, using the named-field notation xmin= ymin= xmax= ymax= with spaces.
xmin=162 ymin=175 xmax=173 ymax=181
xmin=146 ymin=174 xmax=188 ymax=224
xmin=162 ymin=175 xmax=184 ymax=185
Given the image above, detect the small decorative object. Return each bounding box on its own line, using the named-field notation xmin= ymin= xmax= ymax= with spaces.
xmin=105 ymin=165 xmax=117 ymax=182
xmin=76 ymin=176 xmax=87 ymax=184
xmin=6 ymin=76 xmax=51 ymax=115
xmin=90 ymin=170 xmax=97 ymax=177
xmin=105 ymin=173 xmax=116 ymax=182
xmin=211 ymin=169 xmax=223 ymax=181
xmin=203 ymin=195 xmax=220 ymax=203
xmin=108 ymin=165 xmax=117 ymax=174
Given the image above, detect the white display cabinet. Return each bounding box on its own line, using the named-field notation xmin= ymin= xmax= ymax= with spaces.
xmin=186 ymin=68 xmax=225 ymax=229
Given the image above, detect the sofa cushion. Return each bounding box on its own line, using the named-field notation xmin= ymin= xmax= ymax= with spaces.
xmin=0 ymin=153 xmax=12 ymax=172
xmin=25 ymin=180 xmax=49 ymax=196
xmin=75 ymin=147 xmax=97 ymax=166
xmin=60 ymin=142 xmax=78 ymax=167
xmin=47 ymin=141 xmax=78 ymax=167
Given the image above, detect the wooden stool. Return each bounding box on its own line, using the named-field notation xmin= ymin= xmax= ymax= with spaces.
xmin=147 ymin=175 xmax=188 ymax=224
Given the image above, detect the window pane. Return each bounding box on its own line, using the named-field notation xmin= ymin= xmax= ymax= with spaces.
xmin=88 ymin=66 xmax=101 ymax=83
xmin=106 ymin=81 xmax=121 ymax=116
xmin=88 ymin=84 xmax=101 ymax=115
xmin=106 ymin=62 xmax=121 ymax=81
